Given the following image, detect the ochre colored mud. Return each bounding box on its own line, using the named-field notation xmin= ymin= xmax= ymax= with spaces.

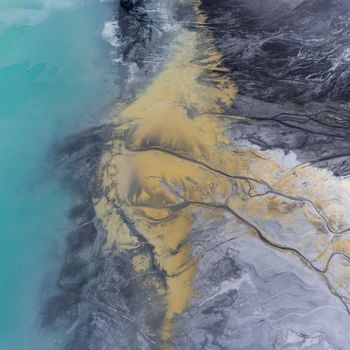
xmin=94 ymin=0 xmax=350 ymax=347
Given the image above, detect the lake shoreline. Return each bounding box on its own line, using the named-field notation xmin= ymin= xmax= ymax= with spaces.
xmin=43 ymin=1 xmax=350 ymax=349
xmin=42 ymin=1 xmax=181 ymax=348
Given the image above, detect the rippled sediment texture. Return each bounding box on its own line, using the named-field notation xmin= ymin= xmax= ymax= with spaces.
xmin=42 ymin=0 xmax=350 ymax=348
xmin=90 ymin=1 xmax=350 ymax=349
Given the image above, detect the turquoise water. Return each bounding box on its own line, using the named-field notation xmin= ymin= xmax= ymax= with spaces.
xmin=0 ymin=1 xmax=119 ymax=349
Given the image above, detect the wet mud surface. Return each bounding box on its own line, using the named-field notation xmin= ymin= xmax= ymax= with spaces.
xmin=42 ymin=1 xmax=350 ymax=349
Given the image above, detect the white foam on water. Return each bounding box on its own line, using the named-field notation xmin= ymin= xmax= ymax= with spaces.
xmin=102 ymin=20 xmax=120 ymax=48
xmin=102 ymin=19 xmax=124 ymax=64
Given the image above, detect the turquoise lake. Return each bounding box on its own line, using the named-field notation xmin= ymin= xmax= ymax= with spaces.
xmin=0 ymin=1 xmax=120 ymax=349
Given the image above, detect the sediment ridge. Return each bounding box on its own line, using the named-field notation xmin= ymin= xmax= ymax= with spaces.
xmin=43 ymin=1 xmax=350 ymax=349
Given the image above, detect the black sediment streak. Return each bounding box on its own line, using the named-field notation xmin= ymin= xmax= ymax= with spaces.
xmin=128 ymin=144 xmax=350 ymax=236
xmin=42 ymin=1 xmax=350 ymax=349
xmin=200 ymin=0 xmax=350 ymax=177
xmin=40 ymin=1 xmax=180 ymax=348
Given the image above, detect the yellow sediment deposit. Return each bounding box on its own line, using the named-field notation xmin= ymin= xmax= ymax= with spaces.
xmin=96 ymin=25 xmax=239 ymax=344
xmin=94 ymin=0 xmax=350 ymax=347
